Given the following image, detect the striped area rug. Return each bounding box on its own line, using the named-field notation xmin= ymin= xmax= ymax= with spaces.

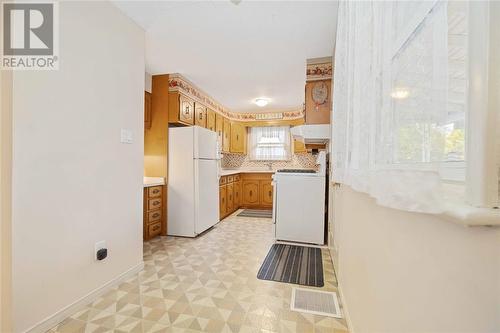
xmin=257 ymin=244 xmax=324 ymax=287
xmin=237 ymin=209 xmax=273 ymax=218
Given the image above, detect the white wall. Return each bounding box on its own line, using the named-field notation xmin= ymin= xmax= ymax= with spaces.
xmin=332 ymin=186 xmax=500 ymax=333
xmin=11 ymin=2 xmax=145 ymax=332
xmin=145 ymin=72 xmax=152 ymax=92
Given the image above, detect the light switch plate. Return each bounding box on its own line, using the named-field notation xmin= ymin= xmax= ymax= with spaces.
xmin=120 ymin=129 xmax=133 ymax=144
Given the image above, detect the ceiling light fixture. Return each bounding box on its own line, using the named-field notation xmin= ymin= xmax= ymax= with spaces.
xmin=255 ymin=98 xmax=269 ymax=107
xmin=391 ymin=88 xmax=409 ymax=99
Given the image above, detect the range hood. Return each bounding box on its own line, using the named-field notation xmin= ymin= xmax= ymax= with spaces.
xmin=290 ymin=124 xmax=330 ymax=144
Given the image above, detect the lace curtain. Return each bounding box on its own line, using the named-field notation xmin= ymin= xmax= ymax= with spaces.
xmin=248 ymin=126 xmax=291 ymax=161
xmin=332 ymin=1 xmax=469 ymax=213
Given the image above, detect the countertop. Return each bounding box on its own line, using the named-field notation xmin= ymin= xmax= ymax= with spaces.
xmin=143 ymin=177 xmax=165 ymax=187
xmin=220 ymin=168 xmax=316 ymax=176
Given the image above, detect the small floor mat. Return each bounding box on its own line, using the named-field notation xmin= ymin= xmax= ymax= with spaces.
xmin=257 ymin=244 xmax=324 ymax=287
xmin=237 ymin=209 xmax=272 ymax=218
xmin=291 ymin=287 xmax=342 ymax=318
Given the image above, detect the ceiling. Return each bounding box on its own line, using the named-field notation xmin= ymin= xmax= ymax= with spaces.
xmin=113 ymin=1 xmax=338 ymax=113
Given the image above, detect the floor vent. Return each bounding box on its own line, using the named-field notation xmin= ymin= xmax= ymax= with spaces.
xmin=291 ymin=287 xmax=342 ymax=318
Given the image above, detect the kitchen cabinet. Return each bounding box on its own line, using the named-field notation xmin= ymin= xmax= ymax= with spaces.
xmin=143 ymin=185 xmax=165 ymax=240
xmin=206 ymin=109 xmax=216 ymax=131
xmin=305 ymin=79 xmax=332 ymax=124
xmin=216 ymin=113 xmax=224 ymax=146
xmin=168 ymin=92 xmax=194 ymax=125
xmin=240 ymin=173 xmax=273 ymax=209
xmin=233 ymin=178 xmax=241 ymax=208
xmin=223 ymin=118 xmax=231 ymax=153
xmin=219 ymin=184 xmax=227 ymax=220
xmin=194 ymin=102 xmax=207 ymax=128
xmin=226 ymin=183 xmax=234 ymax=215
xmin=260 ymin=181 xmax=274 ymax=207
xmin=144 ymin=91 xmax=152 ymax=130
xmin=230 ymin=122 xmax=246 ymax=153
xmin=293 ymin=139 xmax=306 ymax=153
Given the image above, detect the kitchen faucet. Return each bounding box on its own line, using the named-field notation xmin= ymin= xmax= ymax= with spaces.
xmin=266 ymin=162 xmax=273 ymax=170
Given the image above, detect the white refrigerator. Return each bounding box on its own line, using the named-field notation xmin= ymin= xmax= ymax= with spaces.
xmin=168 ymin=126 xmax=220 ymax=237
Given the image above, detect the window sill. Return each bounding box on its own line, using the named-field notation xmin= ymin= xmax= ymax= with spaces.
xmin=439 ymin=204 xmax=500 ymax=227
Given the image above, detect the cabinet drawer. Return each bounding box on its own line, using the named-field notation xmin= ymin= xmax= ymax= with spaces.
xmin=148 ymin=209 xmax=161 ymax=223
xmin=227 ymin=175 xmax=234 ymax=183
xmin=219 ymin=176 xmax=227 ymax=185
xmin=147 ymin=186 xmax=162 ymax=198
xmin=148 ymin=197 xmax=162 ymax=210
xmin=234 ymin=174 xmax=240 ymax=181
xmin=148 ymin=222 xmax=161 ymax=238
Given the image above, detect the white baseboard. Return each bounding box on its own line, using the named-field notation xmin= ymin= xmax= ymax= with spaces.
xmin=24 ymin=261 xmax=144 ymax=333
xmin=337 ymin=278 xmax=355 ymax=333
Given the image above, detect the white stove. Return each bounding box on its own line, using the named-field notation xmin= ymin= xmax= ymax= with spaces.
xmin=272 ymin=152 xmax=327 ymax=245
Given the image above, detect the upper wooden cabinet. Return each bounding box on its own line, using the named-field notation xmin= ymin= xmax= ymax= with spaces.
xmin=293 ymin=139 xmax=306 ymax=153
xmin=194 ymin=103 xmax=207 ymax=128
xmin=168 ymin=92 xmax=194 ymax=125
xmin=216 ymin=113 xmax=224 ymax=145
xmin=206 ymin=109 xmax=216 ymax=131
xmin=223 ymin=118 xmax=231 ymax=153
xmin=305 ymin=79 xmax=332 ymax=124
xmin=144 ymin=91 xmax=152 ymax=130
xmin=230 ymin=122 xmax=246 ymax=154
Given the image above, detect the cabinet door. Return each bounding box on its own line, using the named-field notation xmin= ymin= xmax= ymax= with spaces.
xmin=195 ymin=103 xmax=207 ymax=128
xmin=233 ymin=180 xmax=241 ymax=210
xmin=242 ymin=181 xmax=259 ymax=206
xmin=216 ymin=113 xmax=224 ymax=146
xmin=223 ymin=118 xmax=231 ymax=152
xmin=144 ymin=91 xmax=152 ymax=130
xmin=230 ymin=123 xmax=246 ymax=153
xmin=219 ymin=185 xmax=227 ymax=220
xmin=206 ymin=109 xmax=216 ymax=131
xmin=226 ymin=183 xmax=234 ymax=215
xmin=294 ymin=139 xmax=306 ymax=153
xmin=260 ymin=181 xmax=273 ymax=207
xmin=179 ymin=94 xmax=194 ymax=125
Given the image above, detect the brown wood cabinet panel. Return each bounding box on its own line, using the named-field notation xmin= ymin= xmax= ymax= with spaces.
xmin=216 ymin=113 xmax=224 ymax=146
xmin=233 ymin=180 xmax=241 ymax=209
xmin=148 ymin=197 xmax=162 ymax=211
xmin=260 ymin=181 xmax=273 ymax=207
xmin=219 ymin=185 xmax=227 ymax=220
xmin=294 ymin=139 xmax=306 ymax=153
xmin=194 ymin=103 xmax=207 ymax=128
xmin=230 ymin=122 xmax=246 ymax=153
xmin=223 ymin=118 xmax=231 ymax=153
xmin=147 ymin=209 xmax=162 ymax=223
xmin=179 ymin=94 xmax=195 ymax=125
xmin=148 ymin=186 xmax=162 ymax=198
xmin=206 ymin=109 xmax=216 ymax=131
xmin=148 ymin=222 xmax=162 ymax=238
xmin=226 ymin=183 xmax=234 ymax=215
xmin=144 ymin=91 xmax=152 ymax=130
xmin=219 ymin=176 xmax=227 ymax=185
xmin=305 ymin=80 xmax=331 ymax=124
xmin=242 ymin=181 xmax=260 ymax=206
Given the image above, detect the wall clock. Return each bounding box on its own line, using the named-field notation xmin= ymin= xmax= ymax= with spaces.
xmin=311 ymin=81 xmax=329 ymax=110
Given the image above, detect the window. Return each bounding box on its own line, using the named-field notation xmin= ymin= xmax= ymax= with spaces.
xmin=248 ymin=126 xmax=291 ymax=161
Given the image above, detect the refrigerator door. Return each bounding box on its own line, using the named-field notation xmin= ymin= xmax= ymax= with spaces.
xmin=194 ymin=126 xmax=219 ymax=160
xmin=194 ymin=159 xmax=219 ymax=234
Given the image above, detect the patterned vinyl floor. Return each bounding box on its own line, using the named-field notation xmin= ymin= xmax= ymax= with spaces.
xmin=48 ymin=212 xmax=349 ymax=333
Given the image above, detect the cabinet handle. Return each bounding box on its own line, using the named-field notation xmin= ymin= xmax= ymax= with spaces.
xmin=229 ymin=195 xmax=232 ymax=200
xmin=153 ymin=201 xmax=160 ymax=206
xmin=185 ymin=106 xmax=190 ymax=114
xmin=250 ymin=190 xmax=252 ymax=196
xmin=236 ymin=134 xmax=239 ymax=140
xmin=153 ymin=225 xmax=160 ymax=231
xmin=152 ymin=189 xmax=159 ymax=194
xmin=269 ymin=190 xmax=272 ymax=196
xmin=199 ymin=112 xmax=203 ymax=120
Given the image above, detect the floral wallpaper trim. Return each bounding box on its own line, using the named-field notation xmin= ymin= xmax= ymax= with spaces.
xmin=168 ymin=73 xmax=304 ymax=121
xmin=306 ymin=62 xmax=333 ymax=81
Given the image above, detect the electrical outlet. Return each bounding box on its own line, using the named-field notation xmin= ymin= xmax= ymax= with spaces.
xmin=120 ymin=129 xmax=133 ymax=144
xmin=95 ymin=240 xmax=106 ymax=261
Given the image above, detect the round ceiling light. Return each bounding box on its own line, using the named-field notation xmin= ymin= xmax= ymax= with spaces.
xmin=255 ymin=98 xmax=269 ymax=107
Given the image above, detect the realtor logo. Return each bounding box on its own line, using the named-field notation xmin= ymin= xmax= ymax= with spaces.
xmin=1 ymin=2 xmax=58 ymax=70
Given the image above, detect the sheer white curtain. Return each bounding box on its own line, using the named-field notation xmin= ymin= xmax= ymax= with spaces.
xmin=248 ymin=126 xmax=291 ymax=161
xmin=333 ymin=1 xmax=470 ymax=213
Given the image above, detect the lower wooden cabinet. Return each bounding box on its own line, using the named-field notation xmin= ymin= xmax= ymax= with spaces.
xmin=242 ymin=181 xmax=259 ymax=206
xmin=219 ymin=184 xmax=227 ymax=219
xmin=233 ymin=180 xmax=241 ymax=208
xmin=260 ymin=181 xmax=274 ymax=207
xmin=143 ymin=185 xmax=165 ymax=240
xmin=226 ymin=183 xmax=234 ymax=215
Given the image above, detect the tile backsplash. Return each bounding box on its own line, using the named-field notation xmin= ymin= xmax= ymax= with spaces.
xmin=222 ymin=152 xmax=318 ymax=170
